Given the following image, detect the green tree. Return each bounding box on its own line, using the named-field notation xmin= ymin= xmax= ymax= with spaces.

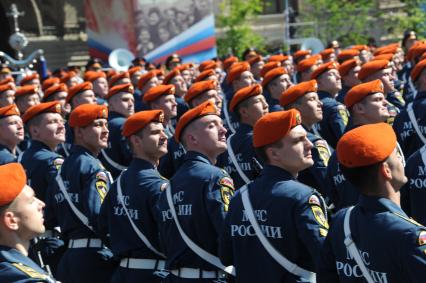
xmin=216 ymin=0 xmax=266 ymax=58
xmin=387 ymin=0 xmax=426 ymax=37
xmin=299 ymin=0 xmax=376 ymax=47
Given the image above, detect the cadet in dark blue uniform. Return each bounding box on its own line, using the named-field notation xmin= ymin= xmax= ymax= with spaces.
xmin=336 ymin=59 xmax=361 ymax=104
xmin=99 ymin=83 xmax=134 ymax=179
xmin=163 ymin=68 xmax=189 ymax=121
xmin=326 ymin=80 xmax=392 ymax=210
xmin=157 ymin=101 xmax=235 ymax=282
xmin=311 ymin=62 xmax=349 ymax=148
xmin=317 ymin=123 xmax=426 ymax=283
xmin=261 ymin=66 xmax=292 ymax=112
xmin=219 ymin=109 xmax=329 ymax=283
xmin=393 ymin=59 xmax=426 ymax=158
xmin=99 ymin=110 xmax=169 ymax=282
xmin=0 ymin=163 xmax=57 ymax=282
xmin=280 ymin=80 xmax=333 ymax=197
xmin=0 ymin=104 xmax=23 ymax=165
xmin=227 ymin=84 xmax=268 ymax=189
xmin=135 ymin=70 xmax=159 ymax=112
xmin=20 ymin=102 xmax=66 ymax=275
xmin=54 ymin=104 xmax=116 ymax=283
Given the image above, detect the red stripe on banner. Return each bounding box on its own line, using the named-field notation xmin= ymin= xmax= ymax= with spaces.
xmin=153 ymin=37 xmax=216 ymax=64
xmin=89 ymin=48 xmax=109 ymax=61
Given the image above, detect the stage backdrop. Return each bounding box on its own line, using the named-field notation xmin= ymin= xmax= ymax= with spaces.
xmin=85 ymin=0 xmax=217 ymax=64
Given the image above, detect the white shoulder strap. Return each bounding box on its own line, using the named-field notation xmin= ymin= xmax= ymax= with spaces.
xmin=101 ymin=149 xmax=127 ymax=171
xmin=55 ymin=169 xmax=94 ymax=231
xmin=226 ymin=134 xmax=250 ymax=184
xmin=343 ymin=206 xmax=374 ymax=283
xmin=420 ymin=146 xmax=426 ymax=168
xmin=116 ymin=173 xmax=165 ymax=258
xmin=221 ymin=92 xmax=236 ymax=134
xmin=165 ymin=184 xmax=235 ymax=276
xmin=408 ymin=77 xmax=418 ymax=99
xmin=240 ymin=186 xmax=316 ymax=282
xmin=61 ymin=143 xmax=70 ymax=157
xmin=17 ymin=151 xmax=24 ymax=163
xmin=407 ymin=102 xmax=426 ymax=145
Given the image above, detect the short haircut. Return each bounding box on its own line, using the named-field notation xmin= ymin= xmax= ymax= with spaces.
xmin=254 ymin=138 xmax=283 ymax=164
xmin=234 ymin=98 xmax=251 ymax=121
xmin=340 ymin=162 xmax=382 ymax=193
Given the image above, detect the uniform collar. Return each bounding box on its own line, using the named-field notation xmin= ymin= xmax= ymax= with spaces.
xmin=358 ymin=194 xmax=407 ymax=216
xmin=0 ymin=143 xmax=12 ymax=154
xmin=70 ymin=144 xmax=96 ymax=157
xmin=109 ymin=111 xmax=126 ymax=119
xmin=184 ymin=150 xmax=213 ymax=165
xmin=260 ymin=164 xmax=295 ymax=181
xmin=317 ymin=90 xmax=333 ymax=99
xmin=236 ymin=123 xmax=253 ymax=134
xmin=0 ymin=245 xmax=44 ymax=271
xmin=129 ymin=157 xmax=156 ymax=170
xmin=29 ymin=140 xmax=51 ymax=151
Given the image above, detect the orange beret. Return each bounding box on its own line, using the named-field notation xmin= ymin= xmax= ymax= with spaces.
xmin=122 ymin=110 xmax=164 ymax=137
xmin=262 ymin=67 xmax=287 ymax=87
xmin=280 ymin=80 xmax=318 ymax=107
xmin=155 ymin=69 xmax=165 ymax=77
xmin=0 ymin=104 xmax=20 ymax=119
xmin=84 ymin=71 xmax=106 ymax=82
xmin=107 ymin=83 xmax=134 ymax=99
xmin=137 ymin=71 xmax=157 ymax=90
xmin=175 ymin=100 xmax=219 ymax=143
xmin=20 ymin=73 xmax=40 ymax=86
xmin=22 ymin=101 xmax=62 ymax=123
xmin=351 ymin=45 xmax=369 ymax=51
xmin=128 ymin=66 xmax=143 ymax=76
xmin=178 ymin=63 xmax=193 ymax=72
xmin=344 ymin=79 xmax=384 ymax=108
xmin=194 ymin=69 xmax=216 ymax=83
xmin=163 ymin=69 xmax=180 ymax=85
xmin=107 ymin=69 xmax=118 ymax=80
xmin=230 ymin=84 xmax=263 ymax=112
xmin=0 ymin=83 xmax=14 ymax=94
xmin=310 ymin=61 xmax=339 ymax=79
xmin=199 ymin=60 xmax=217 ymax=72
xmin=407 ymin=43 xmax=426 ymax=61
xmin=223 ymin=56 xmax=239 ymax=71
xmin=253 ymin=109 xmax=302 ymax=148
xmin=268 ymin=54 xmax=289 ymax=63
xmin=337 ymin=123 xmax=396 ymax=168
xmin=227 ymin=62 xmax=251 ymax=84
xmin=186 ymin=80 xmax=217 ymax=103
xmin=15 ymin=85 xmax=39 ymax=98
xmin=372 ymin=54 xmax=394 ymax=62
xmin=338 ymin=59 xmax=360 ymax=77
xmin=320 ymin=48 xmax=335 ymax=60
xmin=411 ymin=59 xmax=426 ymax=82
xmin=337 ymin=49 xmax=360 ymax=63
xmin=297 ymin=57 xmax=319 ymax=73
xmin=66 ymin=82 xmax=93 ymax=104
xmin=260 ymin=61 xmax=281 ymax=78
xmin=69 ymin=104 xmax=108 ymax=128
xmin=143 ymin=85 xmax=175 ymax=103
xmin=293 ymin=50 xmax=311 ymax=61
xmin=248 ymin=55 xmax=263 ymax=66
xmin=0 ymin=77 xmax=14 ymax=86
xmin=42 ymin=77 xmax=60 ymax=91
xmin=358 ymin=59 xmax=390 ymax=81
xmin=419 ymin=52 xmax=426 ymax=62
xmin=43 ymin=83 xmax=68 ymax=101
xmin=60 ymin=71 xmax=77 ymax=83
xmin=109 ymin=72 xmax=130 ymax=86
xmin=373 ymin=46 xmax=399 ymax=56
xmin=0 ymin=163 xmax=27 ymax=206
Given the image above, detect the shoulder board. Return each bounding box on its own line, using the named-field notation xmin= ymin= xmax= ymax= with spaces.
xmin=11 ymin=263 xmax=48 ymax=280
xmin=393 ymin=212 xmax=425 ymax=227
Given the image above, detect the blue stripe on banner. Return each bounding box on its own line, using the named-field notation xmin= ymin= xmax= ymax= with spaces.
xmin=145 ymin=14 xmax=216 ymax=61
xmin=87 ymin=39 xmax=113 ymax=55
xmin=181 ymin=48 xmax=218 ymax=64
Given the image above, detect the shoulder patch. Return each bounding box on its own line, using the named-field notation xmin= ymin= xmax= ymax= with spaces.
xmin=319 ymin=227 xmax=328 ymax=237
xmin=53 ymin=157 xmax=64 ymax=171
xmin=308 ymin=195 xmax=321 ymax=206
xmin=11 ymin=263 xmax=47 ymax=279
xmin=96 ymin=171 xmax=109 ymax=183
xmin=418 ymin=231 xmax=426 ymax=246
xmin=311 ymin=205 xmax=329 ymax=229
xmin=219 ymin=176 xmax=234 ymax=190
xmin=220 ymin=186 xmax=234 ymax=212
xmin=160 ymin=182 xmax=168 ymax=192
xmin=337 ymin=104 xmax=349 ymax=126
xmin=95 ymin=180 xmax=108 ymax=203
xmin=314 ymin=140 xmax=331 ymax=166
xmin=393 ymin=212 xmax=425 ymax=227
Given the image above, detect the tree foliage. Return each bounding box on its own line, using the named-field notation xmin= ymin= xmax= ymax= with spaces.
xmin=216 ymin=0 xmax=265 ymax=58
xmin=387 ymin=0 xmax=426 ymax=37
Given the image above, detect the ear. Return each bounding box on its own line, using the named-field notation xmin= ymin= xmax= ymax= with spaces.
xmin=28 ymin=125 xmax=38 ymax=138
xmin=239 ymin=107 xmax=249 ymax=119
xmin=380 ymin=162 xmax=392 ymax=181
xmin=3 ymin=211 xmax=19 ymax=231
xmin=352 ymin=102 xmax=364 ymax=114
xmin=73 ymin=127 xmax=84 ymax=140
xmin=266 ymin=147 xmax=279 ymax=162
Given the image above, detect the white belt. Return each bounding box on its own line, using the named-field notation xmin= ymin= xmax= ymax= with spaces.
xmin=120 ymin=258 xmax=165 ymax=270
xmin=68 ymin=238 xmax=103 ymax=249
xmin=171 ymin=267 xmax=223 ymax=279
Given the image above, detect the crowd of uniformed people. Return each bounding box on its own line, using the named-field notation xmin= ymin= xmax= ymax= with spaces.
xmin=0 ymin=29 xmax=426 ymax=282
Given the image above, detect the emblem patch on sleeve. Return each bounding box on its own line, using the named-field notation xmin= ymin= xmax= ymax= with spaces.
xmin=311 ymin=205 xmax=329 ymax=229
xmin=53 ymin=158 xmax=64 ymax=171
xmin=314 ymin=140 xmax=331 ymax=166
xmin=418 ymin=231 xmax=426 ymax=246
xmin=220 ymin=186 xmax=234 ymax=212
xmin=12 ymin=263 xmax=47 ymax=279
xmin=319 ymin=227 xmax=328 ymax=237
xmin=337 ymin=105 xmax=349 ymax=126
xmin=308 ymin=195 xmax=321 ymax=206
xmin=95 ymin=172 xmax=108 ymax=202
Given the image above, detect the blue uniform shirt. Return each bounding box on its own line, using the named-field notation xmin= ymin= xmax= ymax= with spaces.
xmin=317 ymin=195 xmax=426 ymax=283
xmin=99 ymin=111 xmax=132 ymax=179
xmin=263 ymin=89 xmax=283 ymax=113
xmin=317 ymin=91 xmax=349 ymax=148
xmin=219 ymin=165 xmax=329 ymax=283
xmin=393 ymin=91 xmax=426 ymax=158
xmin=0 ymin=144 xmax=16 ymax=165
xmin=226 ymin=123 xmax=262 ymax=189
xmin=156 ymin=151 xmax=235 ymax=270
xmin=158 ymin=136 xmax=186 ymax=179
xmin=401 ymin=146 xmax=426 ymax=225
xmin=336 ymin=85 xmax=350 ymax=104
xmin=53 ymin=145 xmax=111 ymax=239
xmin=387 ymin=91 xmax=405 ymax=112
xmin=0 ymin=245 xmax=56 ymax=282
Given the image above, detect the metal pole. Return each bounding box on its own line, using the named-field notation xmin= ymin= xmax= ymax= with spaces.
xmin=284 ymin=0 xmax=290 ymax=53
